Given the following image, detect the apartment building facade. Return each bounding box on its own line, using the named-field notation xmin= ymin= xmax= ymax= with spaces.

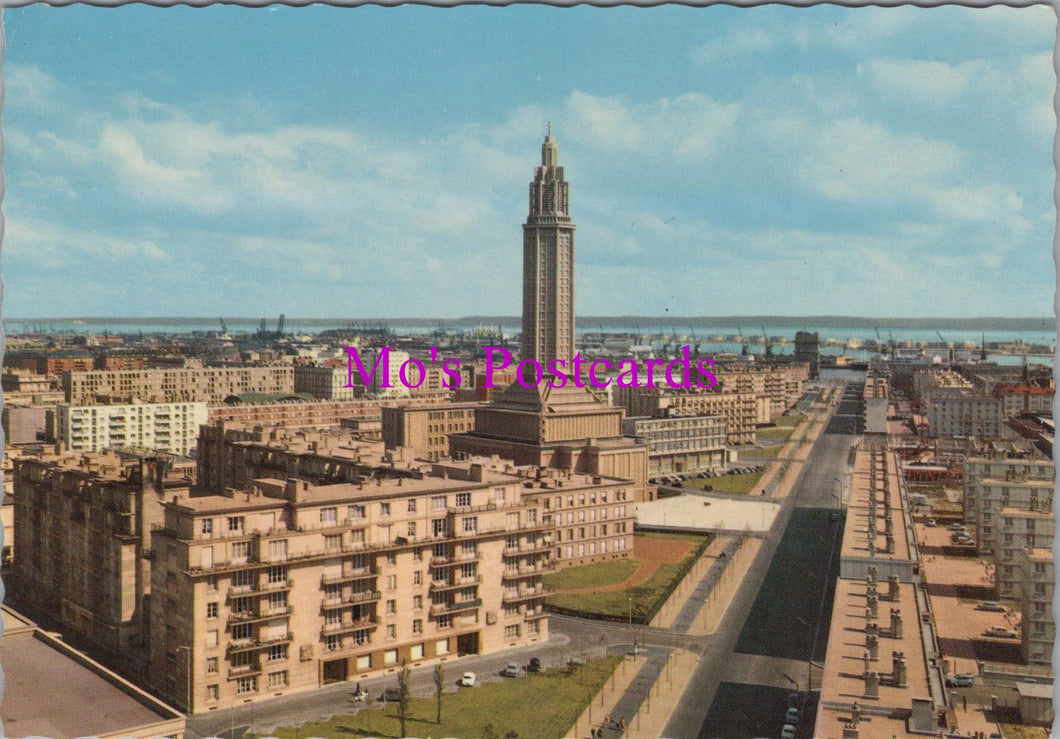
xmin=56 ymin=402 xmax=209 ymax=457
xmin=1011 ymin=547 xmax=1054 ymax=665
xmin=612 ymin=385 xmax=758 ymax=446
xmin=963 ymin=446 xmax=1054 ymax=558
xmin=381 ymin=402 xmax=481 ymax=461
xmin=147 ymin=459 xmax=557 ymax=712
xmin=622 ymin=414 xmax=728 ymax=475
xmin=62 ymin=365 xmax=296 ymax=405
xmin=12 ymin=449 xmax=194 ymax=657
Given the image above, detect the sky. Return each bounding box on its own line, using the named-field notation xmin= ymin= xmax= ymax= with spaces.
xmin=1 ymin=4 xmax=1056 ymax=319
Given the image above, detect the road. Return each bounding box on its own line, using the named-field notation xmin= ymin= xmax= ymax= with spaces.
xmin=661 ymin=381 xmax=862 ymax=739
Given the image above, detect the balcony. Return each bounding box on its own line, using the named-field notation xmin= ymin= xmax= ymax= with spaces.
xmin=429 ymin=575 xmax=482 ymax=592
xmin=503 ymin=540 xmax=552 ymax=557
xmin=430 ymin=551 xmax=481 ymax=568
xmin=502 ymin=566 xmax=547 ymax=580
xmin=321 ymin=618 xmax=377 ymax=635
xmin=430 ymin=598 xmax=482 ymax=617
xmin=226 ymin=664 xmax=262 ymax=680
xmin=227 ymin=605 xmax=293 ymax=626
xmin=226 ymin=632 xmax=294 ymax=655
xmin=503 ymin=587 xmax=545 ymax=604
xmin=321 ymin=568 xmax=377 ymax=586
xmin=321 ymin=591 xmax=382 ymax=610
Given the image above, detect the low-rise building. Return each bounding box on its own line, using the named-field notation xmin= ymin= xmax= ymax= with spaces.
xmin=622 ymin=414 xmax=728 ymax=475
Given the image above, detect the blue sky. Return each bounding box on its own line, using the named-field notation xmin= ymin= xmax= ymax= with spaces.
xmin=2 ymin=4 xmax=1055 ymax=318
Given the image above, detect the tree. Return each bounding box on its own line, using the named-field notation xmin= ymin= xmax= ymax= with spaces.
xmin=397 ymin=662 xmax=412 ymax=738
xmin=434 ymin=663 xmax=444 ymax=724
xmin=482 ymin=723 xmax=498 ymax=739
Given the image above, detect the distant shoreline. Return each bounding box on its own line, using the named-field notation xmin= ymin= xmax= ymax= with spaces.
xmin=3 ymin=316 xmax=1056 ymax=331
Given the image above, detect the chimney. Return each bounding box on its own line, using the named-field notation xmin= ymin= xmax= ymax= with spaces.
xmin=867 ymin=593 xmax=878 ymax=618
xmin=892 ymin=650 xmax=907 ymax=687
xmin=890 ymin=609 xmax=902 ymax=639
xmin=865 ymin=671 xmax=879 ymax=698
xmin=866 ymin=633 xmax=878 ymax=659
xmin=887 ymin=575 xmax=899 ymax=601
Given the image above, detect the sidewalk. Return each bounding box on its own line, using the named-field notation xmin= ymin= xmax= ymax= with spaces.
xmin=565 ymin=654 xmax=646 ymax=739
xmin=650 ymin=536 xmax=730 ymax=629
xmin=687 ymin=538 xmax=761 ymax=636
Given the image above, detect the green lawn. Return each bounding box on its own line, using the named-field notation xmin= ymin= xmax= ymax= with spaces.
xmin=757 ymin=426 xmax=796 ymax=439
xmin=545 ymin=533 xmax=710 ymax=619
xmin=260 ymin=656 xmax=624 ymax=739
xmin=684 ymin=472 xmax=763 ymax=495
xmin=543 ymin=558 xmax=640 ymax=591
xmin=774 ymin=413 xmax=806 ymax=427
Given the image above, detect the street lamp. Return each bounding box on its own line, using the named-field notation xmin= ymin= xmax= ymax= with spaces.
xmin=627 ymin=595 xmax=637 ymax=655
xmin=176 ymin=645 xmax=192 ymax=715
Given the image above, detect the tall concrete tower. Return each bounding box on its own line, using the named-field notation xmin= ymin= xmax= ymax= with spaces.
xmin=522 ymin=123 xmax=576 ymax=372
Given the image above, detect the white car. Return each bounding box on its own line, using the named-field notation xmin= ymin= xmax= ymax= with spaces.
xmin=781 ymin=724 xmax=797 ymax=739
xmin=459 ymin=671 xmax=476 ymax=687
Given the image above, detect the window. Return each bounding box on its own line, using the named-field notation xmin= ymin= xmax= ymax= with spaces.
xmin=456 ymin=492 xmax=471 ymax=507
xmin=269 ymin=539 xmax=288 ymax=560
xmin=325 ymin=534 xmax=342 ymax=552
xmin=463 ymin=517 xmax=477 ymax=533
xmin=233 ymin=569 xmax=253 ymax=590
xmin=326 ymin=611 xmax=343 ymax=626
xmin=414 ymin=548 xmax=423 ymax=561
xmin=268 ymin=644 xmax=288 ymax=661
xmin=326 ymin=634 xmax=342 ymax=651
xmin=348 ymin=504 xmax=365 ymax=520
xmin=324 ymin=584 xmax=341 ymax=602
xmin=227 ymin=516 xmax=244 ymax=533
xmin=432 ymin=496 xmax=447 ymax=510
xmin=437 ymin=615 xmax=451 ymax=628
xmin=505 ymin=625 xmax=520 ymax=639
xmin=433 ymin=519 xmax=448 ymax=537
xmin=268 ymin=670 xmax=289 ymax=688
xmin=232 ymin=541 xmax=250 ymax=562
xmin=320 ymin=507 xmax=338 ymax=525
xmin=407 ymin=521 xmax=417 ymax=538
xmin=201 ymin=518 xmax=213 ymax=535
xmin=386 ymin=624 xmax=397 ymax=640
xmin=413 ymin=619 xmax=423 ymax=634
xmin=408 ymin=499 xmax=417 ymax=513
xmin=232 ymin=623 xmax=253 ymax=642
xmin=236 ymin=676 xmax=257 ymax=695
xmin=206 ymin=657 xmax=218 ymax=674
xmin=495 ymin=487 xmax=506 ymax=504
xmin=267 ymin=565 xmax=286 ymax=584
xmin=206 ymin=630 xmax=219 ymax=647
xmin=413 ymin=571 xmax=422 ymax=585
xmin=268 ymin=591 xmax=287 ymax=611
xmin=387 ymin=551 xmax=397 ymax=566
xmin=206 ymin=602 xmax=218 ymax=619
xmin=380 ymin=502 xmax=391 ymax=517
xmin=387 ymin=574 xmax=397 ymax=591
xmin=387 ymin=599 xmax=397 ymax=615
xmin=206 ymin=684 xmax=219 ymax=702
xmin=206 ymin=575 xmax=219 ymax=591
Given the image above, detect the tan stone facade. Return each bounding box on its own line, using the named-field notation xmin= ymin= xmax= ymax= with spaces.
xmin=147 ymin=458 xmax=568 ymax=712
xmin=382 ymin=403 xmax=482 ymax=461
xmin=12 ymin=449 xmax=193 ymax=658
xmin=612 ymin=385 xmax=758 ymax=445
xmin=63 ymin=365 xmax=296 ymax=405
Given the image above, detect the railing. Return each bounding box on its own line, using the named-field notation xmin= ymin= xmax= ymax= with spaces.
xmin=227 ymin=605 xmax=293 ymax=625
xmin=321 ymin=591 xmax=382 ymax=610
xmin=321 ymin=569 xmax=377 ymax=586
xmin=502 ymin=587 xmax=545 ymax=604
xmin=322 ymin=618 xmax=377 ymax=635
xmin=429 ymin=598 xmax=482 ymax=617
xmin=429 ymin=575 xmax=482 ymax=592
xmin=226 ymin=632 xmax=294 ymax=654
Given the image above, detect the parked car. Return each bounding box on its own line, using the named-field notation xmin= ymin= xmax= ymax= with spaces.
xmin=459 ymin=672 xmax=476 ymax=687
xmin=380 ymin=686 xmax=401 ymax=702
xmin=983 ymin=626 xmax=1018 ymax=638
xmin=946 ymin=673 xmax=976 ymax=688
xmin=947 ymin=523 xmax=967 ymax=531
xmin=785 ymin=707 xmax=799 ymax=724
xmin=976 ymin=601 xmax=1006 ymax=612
xmin=502 ymin=662 xmax=520 ymax=677
xmin=528 ymin=657 xmax=542 ymax=673
xmin=925 ymin=518 xmax=937 ymax=527
xmin=780 ymin=724 xmax=797 ymax=739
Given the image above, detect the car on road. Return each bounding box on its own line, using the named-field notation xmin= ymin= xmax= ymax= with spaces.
xmin=947 ymin=523 xmax=967 ymax=531
xmin=976 ymin=601 xmax=1006 ymax=612
xmin=459 ymin=671 xmax=476 ymax=687
xmin=983 ymin=626 xmax=1018 ymax=638
xmin=502 ymin=662 xmax=520 ymax=677
xmin=380 ymin=686 xmax=401 ymax=702
xmin=946 ymin=673 xmax=975 ymax=688
xmin=780 ymin=723 xmax=796 ymax=739
xmin=925 ymin=518 xmax=937 ymax=527
xmin=528 ymin=657 xmax=542 ymax=673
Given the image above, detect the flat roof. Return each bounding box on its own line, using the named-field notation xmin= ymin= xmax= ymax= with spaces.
xmin=636 ymin=494 xmax=781 ymax=533
xmin=0 ymin=628 xmax=182 ymax=738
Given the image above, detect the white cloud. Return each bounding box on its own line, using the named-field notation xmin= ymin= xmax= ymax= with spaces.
xmin=859 ymin=58 xmax=989 ymax=104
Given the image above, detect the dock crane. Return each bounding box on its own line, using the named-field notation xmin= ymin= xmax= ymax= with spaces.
xmin=738 ymin=328 xmax=748 ymax=356
xmin=874 ymin=326 xmax=885 ymax=356
xmin=218 ymin=317 xmax=229 ymax=336
xmin=888 ymin=329 xmax=896 ymax=358
xmin=762 ymin=327 xmax=772 ymax=358
xmin=277 ymin=313 xmax=286 ymax=336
